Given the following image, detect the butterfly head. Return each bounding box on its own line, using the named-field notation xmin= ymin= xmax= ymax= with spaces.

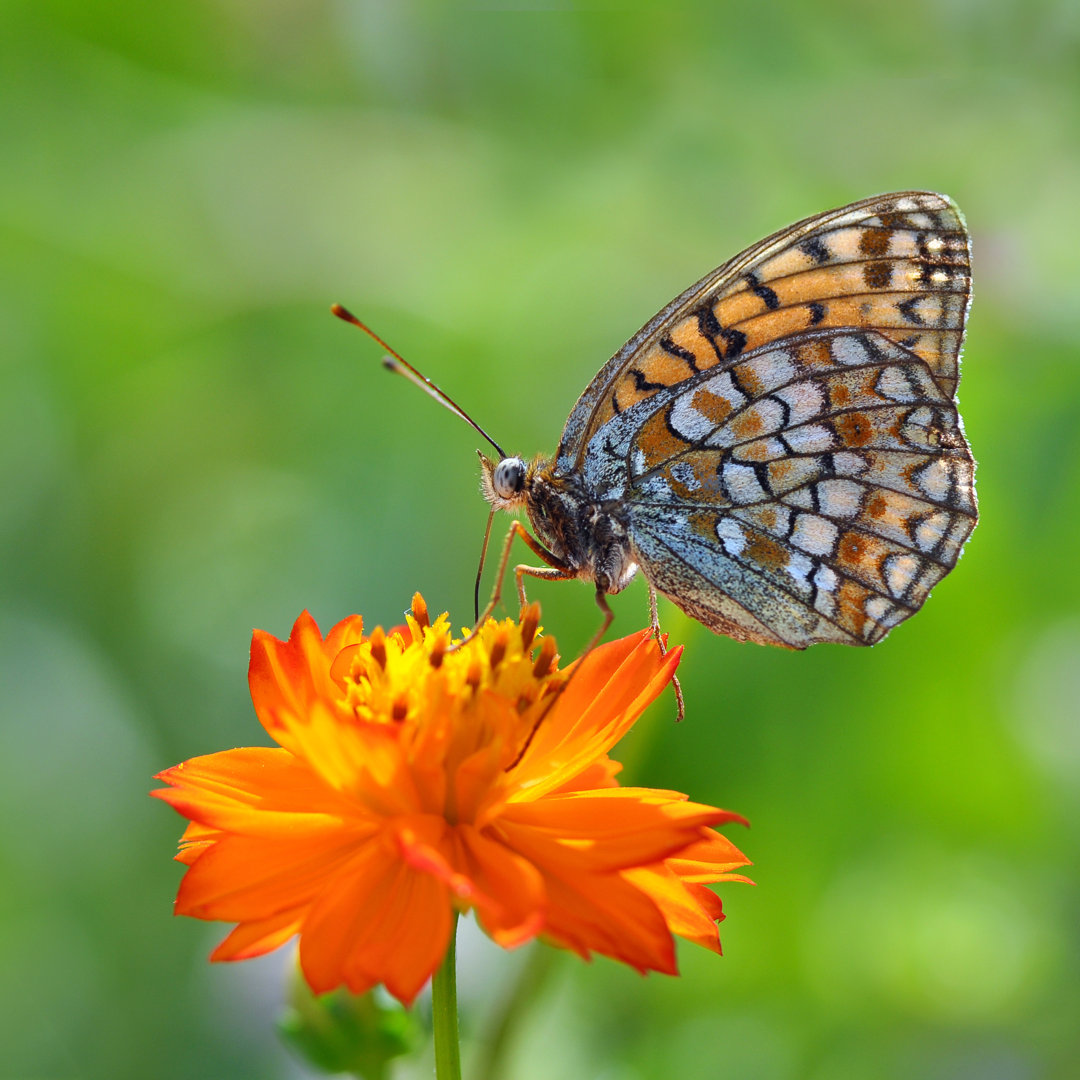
xmin=479 ymin=452 xmax=530 ymax=512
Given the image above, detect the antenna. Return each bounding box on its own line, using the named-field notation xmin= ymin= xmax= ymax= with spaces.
xmin=473 ymin=506 xmax=496 ymax=622
xmin=330 ymin=304 xmax=506 ymax=458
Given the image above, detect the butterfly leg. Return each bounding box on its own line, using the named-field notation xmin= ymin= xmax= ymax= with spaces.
xmin=648 ymin=585 xmax=685 ymax=722
xmin=570 ymin=585 xmax=616 ymax=668
xmin=454 ymin=520 xmax=569 ymax=652
xmin=514 ymin=564 xmax=575 ymax=609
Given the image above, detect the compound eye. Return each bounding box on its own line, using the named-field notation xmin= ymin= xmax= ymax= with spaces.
xmin=493 ymin=457 xmax=526 ymax=499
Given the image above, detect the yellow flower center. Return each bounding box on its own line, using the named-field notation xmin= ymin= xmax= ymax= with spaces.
xmin=337 ymin=594 xmax=564 ymax=790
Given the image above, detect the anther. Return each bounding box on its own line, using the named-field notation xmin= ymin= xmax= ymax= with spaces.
xmin=369 ymin=626 xmax=387 ymax=670
xmin=466 ymin=657 xmax=483 ymax=690
xmin=428 ymin=637 xmax=446 ymax=669
xmin=488 ymin=629 xmax=508 ymax=671
xmin=391 ymin=696 xmax=409 ymax=722
xmin=520 ymin=602 xmax=541 ymax=651
xmin=411 ymin=592 xmax=429 ymax=630
xmin=532 ymin=636 xmax=558 ymax=680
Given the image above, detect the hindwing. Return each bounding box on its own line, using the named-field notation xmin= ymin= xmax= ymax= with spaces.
xmin=622 ymin=328 xmax=976 ymax=647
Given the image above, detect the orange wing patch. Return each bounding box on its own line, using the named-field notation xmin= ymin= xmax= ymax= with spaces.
xmin=692 ymin=386 xmax=734 ymax=424
xmin=634 ymin=408 xmax=692 ymax=472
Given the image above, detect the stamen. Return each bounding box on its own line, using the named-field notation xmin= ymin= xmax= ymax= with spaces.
xmin=466 ymin=657 xmax=483 ymax=690
xmin=428 ymin=636 xmax=446 ymax=669
xmin=391 ymin=696 xmax=409 ymax=722
xmin=411 ymin=592 xmax=429 ymax=630
xmin=369 ymin=626 xmax=387 ymax=670
xmin=488 ymin=628 xmax=509 ymax=671
xmin=532 ymin=636 xmax=558 ymax=680
xmin=520 ymin=602 xmax=541 ymax=651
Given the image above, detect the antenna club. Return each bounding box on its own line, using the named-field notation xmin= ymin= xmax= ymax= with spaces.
xmin=330 ymin=303 xmax=358 ymax=324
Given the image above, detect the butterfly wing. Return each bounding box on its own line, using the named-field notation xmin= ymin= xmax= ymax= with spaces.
xmin=611 ymin=328 xmax=976 ymax=647
xmin=557 ymin=191 xmax=971 ymax=474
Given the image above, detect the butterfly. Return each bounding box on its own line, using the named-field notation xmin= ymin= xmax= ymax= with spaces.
xmin=337 ymin=191 xmax=977 ymax=651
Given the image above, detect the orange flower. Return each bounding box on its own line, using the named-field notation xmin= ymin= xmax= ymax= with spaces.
xmin=152 ymin=596 xmax=751 ymax=1005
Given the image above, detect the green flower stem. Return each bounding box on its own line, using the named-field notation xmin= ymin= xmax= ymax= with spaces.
xmin=432 ymin=912 xmax=462 ymax=1080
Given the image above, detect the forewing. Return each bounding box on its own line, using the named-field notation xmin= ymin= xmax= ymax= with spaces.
xmin=624 ymin=329 xmax=977 ymax=648
xmin=558 ymin=191 xmax=971 ymax=472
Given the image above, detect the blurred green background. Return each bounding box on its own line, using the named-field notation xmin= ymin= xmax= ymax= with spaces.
xmin=2 ymin=2 xmax=1078 ymax=1078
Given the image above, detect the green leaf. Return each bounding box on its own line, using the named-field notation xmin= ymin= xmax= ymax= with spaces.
xmin=277 ymin=967 xmax=422 ymax=1079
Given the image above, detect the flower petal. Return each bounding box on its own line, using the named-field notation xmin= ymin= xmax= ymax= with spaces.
xmin=176 ymin=830 xmax=368 ymax=922
xmin=300 ymin=832 xmax=452 ymax=1004
xmin=556 ymin=629 xmax=653 ymax=698
xmin=392 ymin=816 xmax=473 ymax=900
xmin=248 ymin=615 xmax=424 ymax=812
xmin=510 ymin=635 xmax=681 ymax=800
xmin=499 ymin=788 xmax=730 ymax=872
xmin=390 ymin=817 xmax=546 ymax=948
xmin=666 ymin=826 xmax=753 ymax=881
xmin=152 ymin=747 xmax=367 ymax=838
xmin=624 ymin=864 xmax=725 ymax=954
xmin=449 ymin=825 xmax=545 ymax=947
xmin=348 ymin=866 xmax=452 ymax=1006
xmin=210 ymin=909 xmax=304 ymax=962
xmin=249 ymin=612 xmax=361 ymax=738
xmin=540 ymin=867 xmax=676 ymax=974
xmin=174 ymin=820 xmax=220 ymax=865
xmin=550 ymin=755 xmax=622 ymax=794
